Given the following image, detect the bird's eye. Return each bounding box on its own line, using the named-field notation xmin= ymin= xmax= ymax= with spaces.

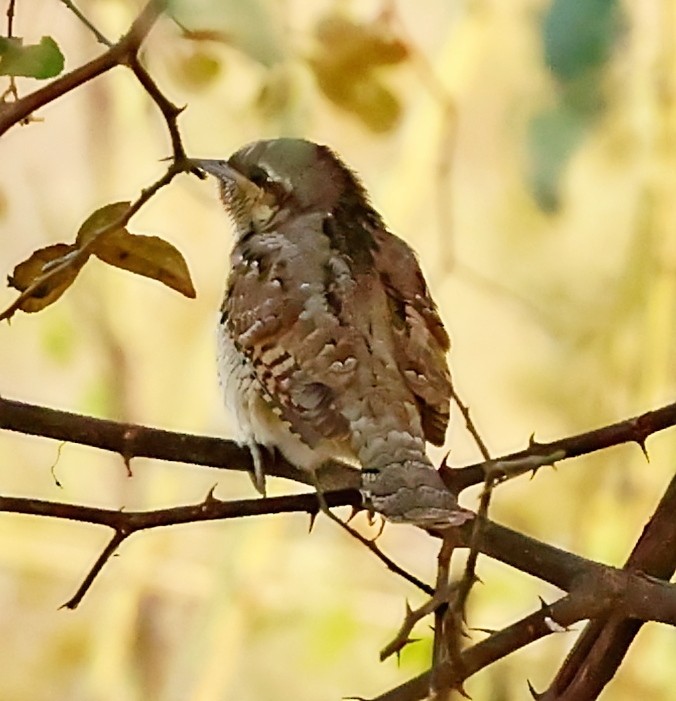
xmin=249 ymin=166 xmax=269 ymax=187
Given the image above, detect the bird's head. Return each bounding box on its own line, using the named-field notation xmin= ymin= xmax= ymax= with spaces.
xmin=194 ymin=138 xmax=371 ymax=237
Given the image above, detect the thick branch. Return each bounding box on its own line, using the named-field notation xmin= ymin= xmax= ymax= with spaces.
xmin=3 ymin=396 xmax=675 ymax=495
xmin=0 ymin=395 xmax=361 ymax=489
xmin=2 ymin=490 xmax=674 ymax=618
xmin=373 ymin=471 xmax=676 ymax=701
xmin=369 ymin=565 xmax=676 ymax=701
xmin=539 ymin=471 xmax=676 ymax=699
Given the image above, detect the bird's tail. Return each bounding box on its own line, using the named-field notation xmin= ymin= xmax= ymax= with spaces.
xmin=354 ymin=429 xmax=473 ymax=527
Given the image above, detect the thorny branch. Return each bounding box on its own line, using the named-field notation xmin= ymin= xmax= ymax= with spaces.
xmin=1 ymin=489 xmax=674 ymax=618
xmin=1 ymin=4 xmax=675 ymax=694
xmin=0 ymin=393 xmax=674 ymax=697
xmin=536 ymin=471 xmax=676 ymax=700
xmin=372 ymin=472 xmax=676 ymax=701
xmin=59 ymin=0 xmax=113 ymax=47
xmin=4 ymin=396 xmax=673 ymax=499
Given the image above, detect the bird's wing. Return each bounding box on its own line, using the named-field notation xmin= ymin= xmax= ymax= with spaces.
xmin=371 ymin=228 xmax=452 ymax=446
xmin=223 ymin=232 xmax=356 ymax=448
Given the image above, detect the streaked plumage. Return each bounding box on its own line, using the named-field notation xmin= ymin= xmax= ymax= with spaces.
xmin=197 ymin=138 xmax=471 ymax=526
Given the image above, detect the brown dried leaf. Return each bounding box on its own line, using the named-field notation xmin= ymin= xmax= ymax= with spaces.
xmin=91 ymin=229 xmax=196 ymax=298
xmin=75 ymin=201 xmax=130 ymax=247
xmin=76 ymin=201 xmax=195 ymax=298
xmin=5 ymin=243 xmax=82 ymax=313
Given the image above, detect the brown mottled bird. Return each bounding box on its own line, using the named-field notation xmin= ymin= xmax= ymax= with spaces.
xmin=196 ymin=138 xmax=472 ymax=527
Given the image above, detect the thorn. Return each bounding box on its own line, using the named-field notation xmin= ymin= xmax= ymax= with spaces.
xmin=404 ymin=599 xmax=413 ymax=617
xmin=537 ymin=596 xmax=550 ymax=610
xmin=454 ymin=682 xmax=472 ymax=699
xmin=122 ymin=453 xmax=133 ymax=477
xmin=636 ymin=438 xmax=650 ymax=462
xmin=528 ymin=432 xmax=537 ymax=448
xmin=369 ymin=516 xmax=386 ymax=541
xmin=441 ymin=448 xmax=452 ymax=469
xmin=204 ymin=484 xmax=218 ymax=504
xmin=345 ymin=506 xmax=360 ymax=524
xmin=470 ymin=626 xmax=497 ymax=635
xmin=527 ymin=679 xmax=543 ymax=699
xmin=308 ymin=510 xmax=318 ymax=533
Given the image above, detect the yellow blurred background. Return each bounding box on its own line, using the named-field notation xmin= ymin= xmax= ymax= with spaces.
xmin=1 ymin=1 xmax=674 ymax=699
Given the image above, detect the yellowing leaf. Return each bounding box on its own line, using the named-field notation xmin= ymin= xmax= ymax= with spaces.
xmin=310 ymin=63 xmax=401 ymax=133
xmin=171 ymin=49 xmax=222 ymax=92
xmin=314 ymin=15 xmax=408 ymax=69
xmin=76 ymin=202 xmax=195 ymax=298
xmin=5 ymin=243 xmax=82 ymax=314
xmin=75 ymin=201 xmax=131 ymax=246
xmin=91 ymin=230 xmax=196 ymax=298
xmin=309 ymin=14 xmax=407 ymax=133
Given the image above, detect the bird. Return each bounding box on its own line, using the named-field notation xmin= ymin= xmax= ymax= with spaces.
xmin=195 ymin=138 xmax=473 ymax=528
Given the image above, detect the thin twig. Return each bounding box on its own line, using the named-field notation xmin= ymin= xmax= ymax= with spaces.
xmin=6 ymin=0 xmax=16 ymax=37
xmin=0 ymin=161 xmax=192 ymax=322
xmin=448 ymin=386 xmax=493 ymax=654
xmin=62 ymin=530 xmax=127 ymax=608
xmin=59 ymin=0 xmax=112 ymax=47
xmin=126 ymin=53 xmax=187 ymax=160
xmin=0 ymin=0 xmax=164 ymax=136
xmin=324 ymin=508 xmax=434 ymax=596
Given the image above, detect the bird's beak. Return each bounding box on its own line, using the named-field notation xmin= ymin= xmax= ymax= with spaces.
xmin=192 ymin=159 xmax=259 ymax=194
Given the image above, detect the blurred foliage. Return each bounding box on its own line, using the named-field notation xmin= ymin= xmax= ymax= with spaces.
xmin=0 ymin=1 xmax=674 ymax=701
xmin=308 ymin=13 xmax=409 ymax=132
xmin=528 ymin=0 xmax=623 ymax=210
xmin=169 ymin=3 xmax=411 ymax=132
xmin=169 ymin=0 xmax=287 ymax=67
xmin=168 ymin=47 xmax=222 ymax=92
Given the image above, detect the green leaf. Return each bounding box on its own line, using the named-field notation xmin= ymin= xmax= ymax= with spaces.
xmin=0 ymin=36 xmax=64 ymax=79
xmin=543 ymin=0 xmax=622 ymax=83
xmin=170 ymin=49 xmax=222 ymax=91
xmin=527 ymin=106 xmax=588 ymax=212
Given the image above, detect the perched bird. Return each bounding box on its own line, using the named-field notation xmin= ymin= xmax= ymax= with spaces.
xmin=196 ymin=138 xmax=472 ymax=527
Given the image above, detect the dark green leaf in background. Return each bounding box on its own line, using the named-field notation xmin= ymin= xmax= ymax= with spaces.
xmin=527 ymin=0 xmax=623 ymax=211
